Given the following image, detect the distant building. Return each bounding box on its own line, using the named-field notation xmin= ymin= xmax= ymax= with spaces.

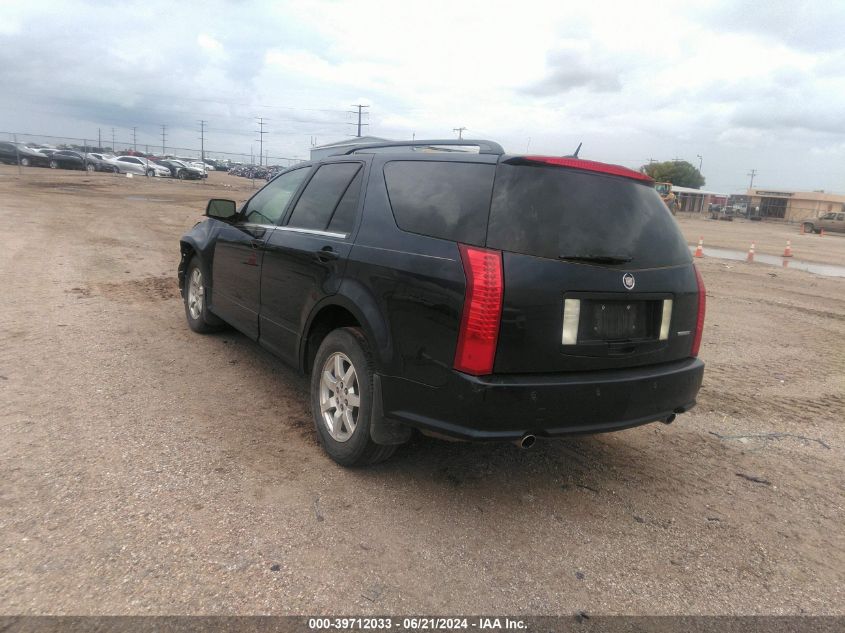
xmin=745 ymin=189 xmax=845 ymax=222
xmin=671 ymin=185 xmax=729 ymax=213
xmin=309 ymin=136 xmax=391 ymax=161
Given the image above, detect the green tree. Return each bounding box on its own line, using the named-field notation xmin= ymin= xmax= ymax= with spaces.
xmin=641 ymin=160 xmax=705 ymax=188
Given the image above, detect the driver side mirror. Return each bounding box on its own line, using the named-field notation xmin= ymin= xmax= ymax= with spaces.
xmin=205 ymin=199 xmax=238 ymax=221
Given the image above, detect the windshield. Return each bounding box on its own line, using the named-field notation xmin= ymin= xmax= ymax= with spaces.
xmin=486 ymin=162 xmax=692 ymax=269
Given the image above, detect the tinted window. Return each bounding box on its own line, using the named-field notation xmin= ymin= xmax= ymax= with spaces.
xmin=288 ymin=163 xmax=362 ymax=232
xmin=487 ymin=162 xmax=691 ymax=268
xmin=327 ymin=169 xmax=364 ymax=234
xmin=243 ymin=167 xmax=310 ymax=225
xmin=383 ymin=161 xmax=494 ymax=245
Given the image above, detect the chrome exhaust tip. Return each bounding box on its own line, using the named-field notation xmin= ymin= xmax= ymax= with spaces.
xmin=514 ymin=434 xmax=536 ymax=449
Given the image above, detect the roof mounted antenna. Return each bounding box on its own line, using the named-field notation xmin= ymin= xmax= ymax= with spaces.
xmin=571 ymin=142 xmax=582 ymax=158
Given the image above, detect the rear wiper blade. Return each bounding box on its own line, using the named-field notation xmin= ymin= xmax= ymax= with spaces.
xmin=558 ymin=254 xmax=633 ymax=264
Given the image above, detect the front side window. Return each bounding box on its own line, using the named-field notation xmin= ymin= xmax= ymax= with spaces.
xmin=243 ymin=167 xmax=310 ymax=225
xmin=287 ymin=162 xmax=362 ymax=232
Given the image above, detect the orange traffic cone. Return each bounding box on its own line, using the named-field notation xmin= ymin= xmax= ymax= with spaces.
xmin=694 ymin=236 xmax=704 ymax=258
xmin=783 ymin=240 xmax=793 ymax=257
xmin=746 ymin=242 xmax=755 ymax=263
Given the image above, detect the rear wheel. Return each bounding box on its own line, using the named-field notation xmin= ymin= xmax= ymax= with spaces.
xmin=146 ymin=169 xmax=155 ymax=177
xmin=183 ymin=259 xmax=223 ymax=333
xmin=803 ymin=223 xmax=816 ymax=234
xmin=86 ymin=163 xmax=96 ymax=172
xmin=177 ymin=170 xmax=186 ymax=180
xmin=310 ymin=328 xmax=396 ymax=466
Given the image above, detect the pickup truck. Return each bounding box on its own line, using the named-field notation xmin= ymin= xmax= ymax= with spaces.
xmin=803 ymin=212 xmax=845 ymax=234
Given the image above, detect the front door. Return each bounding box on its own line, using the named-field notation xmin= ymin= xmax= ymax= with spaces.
xmin=210 ymin=167 xmax=312 ymax=339
xmin=259 ymin=161 xmax=366 ymax=363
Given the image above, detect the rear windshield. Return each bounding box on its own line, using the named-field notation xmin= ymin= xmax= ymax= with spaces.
xmin=486 ymin=162 xmax=691 ymax=268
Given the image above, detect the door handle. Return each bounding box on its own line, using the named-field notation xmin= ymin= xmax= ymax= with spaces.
xmin=315 ymin=246 xmax=339 ymax=262
xmin=250 ymin=239 xmax=263 ymax=249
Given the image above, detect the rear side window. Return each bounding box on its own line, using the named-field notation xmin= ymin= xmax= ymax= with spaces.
xmin=383 ymin=161 xmax=495 ymax=245
xmin=287 ymin=162 xmax=362 ymax=232
xmin=487 ymin=162 xmax=692 ymax=268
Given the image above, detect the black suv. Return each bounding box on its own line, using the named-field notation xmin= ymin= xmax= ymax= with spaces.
xmin=178 ymin=140 xmax=705 ymax=466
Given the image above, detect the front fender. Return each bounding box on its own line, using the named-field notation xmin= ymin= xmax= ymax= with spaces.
xmin=178 ymin=219 xmax=218 ymax=293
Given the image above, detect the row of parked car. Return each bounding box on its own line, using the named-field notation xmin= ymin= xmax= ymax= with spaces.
xmin=0 ymin=141 xmax=215 ymax=179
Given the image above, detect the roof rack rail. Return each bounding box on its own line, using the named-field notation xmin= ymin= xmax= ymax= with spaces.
xmin=341 ymin=139 xmax=504 ymax=156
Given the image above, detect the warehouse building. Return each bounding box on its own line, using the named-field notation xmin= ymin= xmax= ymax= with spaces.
xmin=744 ymin=189 xmax=845 ymax=222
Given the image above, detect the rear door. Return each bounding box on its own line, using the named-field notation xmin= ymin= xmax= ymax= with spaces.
xmin=211 ymin=167 xmax=311 ymax=339
xmin=259 ymin=160 xmax=366 ymax=363
xmin=486 ymin=158 xmax=699 ymax=373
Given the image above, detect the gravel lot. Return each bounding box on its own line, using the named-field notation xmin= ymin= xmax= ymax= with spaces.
xmin=1 ymin=166 xmax=843 ymax=615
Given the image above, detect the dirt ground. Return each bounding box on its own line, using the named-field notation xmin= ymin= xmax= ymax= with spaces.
xmin=0 ymin=165 xmax=843 ymax=615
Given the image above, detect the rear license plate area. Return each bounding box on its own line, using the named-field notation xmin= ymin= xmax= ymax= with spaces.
xmin=577 ymin=300 xmax=660 ymax=342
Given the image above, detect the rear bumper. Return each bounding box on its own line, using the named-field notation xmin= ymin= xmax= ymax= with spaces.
xmin=379 ymin=358 xmax=704 ymax=441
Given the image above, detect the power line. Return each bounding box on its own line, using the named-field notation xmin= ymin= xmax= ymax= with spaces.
xmin=349 ymin=104 xmax=369 ymax=138
xmin=255 ymin=117 xmax=268 ymax=166
xmin=453 ymin=127 xmax=467 ymax=139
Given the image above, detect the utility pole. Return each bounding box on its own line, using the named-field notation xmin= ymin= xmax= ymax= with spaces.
xmin=696 ymin=154 xmax=703 ymax=172
xmin=747 ymin=169 xmax=757 ymax=189
xmin=131 ymin=127 xmax=137 ymax=151
xmin=255 ymin=117 xmax=267 ymax=166
xmin=98 ymin=128 xmax=101 ymax=150
xmin=111 ymin=128 xmax=115 ymax=153
xmin=453 ymin=127 xmax=467 ymax=139
xmin=198 ymin=120 xmax=207 ymax=163
xmin=349 ymin=104 xmax=369 ymax=138
xmin=160 ymin=124 xmax=167 ymax=156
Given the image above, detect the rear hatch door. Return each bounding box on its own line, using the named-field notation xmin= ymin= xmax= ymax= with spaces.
xmin=486 ymin=157 xmax=699 ymax=373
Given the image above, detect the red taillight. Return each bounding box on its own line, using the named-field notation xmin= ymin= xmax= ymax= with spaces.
xmin=454 ymin=245 xmax=504 ymax=375
xmin=522 ymin=155 xmax=653 ymax=183
xmin=691 ymin=264 xmax=706 ymax=357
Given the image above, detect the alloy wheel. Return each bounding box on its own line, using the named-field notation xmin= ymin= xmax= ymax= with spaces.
xmin=187 ymin=267 xmax=204 ymax=320
xmin=319 ymin=352 xmax=360 ymax=442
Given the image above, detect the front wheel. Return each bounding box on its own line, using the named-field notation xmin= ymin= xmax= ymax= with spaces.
xmin=804 ymin=223 xmax=815 ymax=234
xmin=183 ymin=259 xmax=223 ymax=333
xmin=146 ymin=169 xmax=155 ymax=177
xmin=86 ymin=163 xmax=96 ymax=172
xmin=49 ymin=160 xmax=58 ymax=169
xmin=20 ymin=157 xmax=31 ymax=167
xmin=310 ymin=328 xmax=397 ymax=466
xmin=177 ymin=170 xmax=186 ymax=180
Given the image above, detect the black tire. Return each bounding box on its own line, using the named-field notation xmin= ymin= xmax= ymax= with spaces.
xmin=804 ymin=223 xmax=815 ymax=234
xmin=177 ymin=170 xmax=186 ymax=180
xmin=183 ymin=258 xmax=224 ymax=334
xmin=310 ymin=327 xmax=397 ymax=467
xmin=146 ymin=169 xmax=155 ymax=177
xmin=49 ymin=160 xmax=58 ymax=169
xmin=20 ymin=157 xmax=31 ymax=167
xmin=86 ymin=163 xmax=96 ymax=172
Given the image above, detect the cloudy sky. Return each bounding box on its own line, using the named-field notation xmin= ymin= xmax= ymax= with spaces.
xmin=1 ymin=0 xmax=843 ymax=192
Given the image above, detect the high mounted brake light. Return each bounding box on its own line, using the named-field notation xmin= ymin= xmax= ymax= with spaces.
xmin=691 ymin=264 xmax=706 ymax=357
xmin=522 ymin=155 xmax=653 ymax=183
xmin=454 ymin=245 xmax=504 ymax=376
